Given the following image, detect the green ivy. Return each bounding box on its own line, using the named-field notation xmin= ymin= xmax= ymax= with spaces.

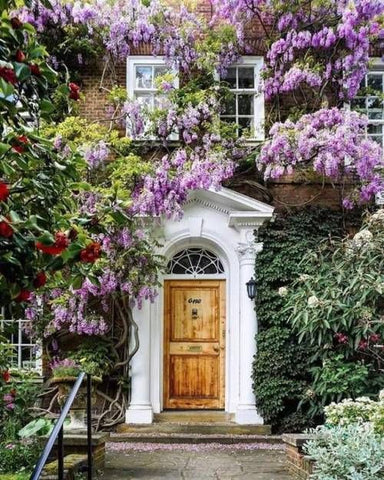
xmin=252 ymin=207 xmax=347 ymax=432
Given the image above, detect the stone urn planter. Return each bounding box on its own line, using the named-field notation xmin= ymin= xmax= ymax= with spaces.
xmin=50 ymin=375 xmax=101 ymax=431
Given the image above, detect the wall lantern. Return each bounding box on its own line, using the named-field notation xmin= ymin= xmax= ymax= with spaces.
xmin=246 ymin=277 xmax=257 ymax=300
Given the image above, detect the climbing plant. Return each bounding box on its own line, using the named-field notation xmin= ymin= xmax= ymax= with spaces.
xmin=252 ymin=208 xmax=347 ymax=432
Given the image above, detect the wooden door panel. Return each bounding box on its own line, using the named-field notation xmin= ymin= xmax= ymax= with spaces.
xmin=164 ymin=280 xmax=225 ymax=409
xmin=169 ymin=356 xmax=219 ymax=398
xmin=172 ymin=288 xmax=218 ymax=341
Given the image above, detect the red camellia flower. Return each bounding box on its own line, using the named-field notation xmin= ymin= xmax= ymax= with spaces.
xmin=80 ymin=242 xmax=101 ymax=263
xmin=29 ymin=64 xmax=41 ymax=76
xmin=0 ymin=67 xmax=17 ymax=85
xmin=12 ymin=135 xmax=29 ymax=153
xmin=69 ymin=82 xmax=80 ymax=101
xmin=10 ymin=17 xmax=23 ymax=29
xmin=0 ymin=182 xmax=10 ymax=202
xmin=2 ymin=371 xmax=10 ymax=382
xmin=16 ymin=289 xmax=31 ymax=302
xmin=15 ymin=50 xmax=26 ymax=63
xmin=33 ymin=272 xmax=47 ymax=288
xmin=36 ymin=232 xmax=69 ymax=255
xmin=0 ymin=219 xmax=13 ymax=238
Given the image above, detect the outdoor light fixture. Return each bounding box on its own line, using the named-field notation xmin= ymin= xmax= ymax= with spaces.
xmin=246 ymin=277 xmax=257 ymax=300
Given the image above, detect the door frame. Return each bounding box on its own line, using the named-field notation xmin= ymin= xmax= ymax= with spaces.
xmin=163 ymin=279 xmax=226 ymax=410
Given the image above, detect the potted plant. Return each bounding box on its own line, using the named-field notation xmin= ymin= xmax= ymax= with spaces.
xmin=49 ymin=338 xmax=114 ymax=430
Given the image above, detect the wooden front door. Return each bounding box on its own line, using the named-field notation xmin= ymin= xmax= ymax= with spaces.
xmin=163 ymin=280 xmax=225 ymax=409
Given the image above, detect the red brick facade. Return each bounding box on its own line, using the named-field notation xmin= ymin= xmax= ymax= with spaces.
xmin=76 ymin=3 xmax=357 ymax=211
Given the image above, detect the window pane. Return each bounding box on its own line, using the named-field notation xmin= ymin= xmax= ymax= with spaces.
xmin=368 ymin=124 xmax=383 ymax=135
xmin=368 ymin=74 xmax=383 ymax=93
xmin=136 ymin=94 xmax=152 ymax=108
xmin=238 ymin=68 xmax=254 ymax=89
xmin=369 ymin=135 xmax=383 ymax=147
xmin=222 ymin=97 xmax=236 ymax=115
xmin=135 ymin=66 xmax=153 ymax=89
xmin=238 ymin=117 xmax=253 ymax=136
xmin=21 ymin=346 xmax=34 ymax=369
xmin=351 ymin=97 xmax=366 ymax=112
xmin=367 ymin=97 xmax=384 ymax=119
xmin=224 ymin=68 xmax=237 ymax=88
xmin=154 ymin=66 xmax=168 ymax=78
xmin=238 ymin=95 xmax=253 ymax=115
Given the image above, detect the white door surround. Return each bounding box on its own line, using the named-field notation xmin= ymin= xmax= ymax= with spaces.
xmin=126 ymin=188 xmax=274 ymax=424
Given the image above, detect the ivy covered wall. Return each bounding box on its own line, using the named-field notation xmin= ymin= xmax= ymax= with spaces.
xmin=252 ymin=208 xmax=348 ymax=432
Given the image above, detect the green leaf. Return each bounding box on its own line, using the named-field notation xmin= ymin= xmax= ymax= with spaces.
xmin=0 ymin=142 xmax=9 ymax=155
xmin=14 ymin=62 xmax=31 ymax=82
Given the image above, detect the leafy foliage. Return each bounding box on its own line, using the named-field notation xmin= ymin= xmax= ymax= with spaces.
xmin=0 ymin=441 xmax=41 ymax=475
xmin=304 ymin=424 xmax=384 ymax=480
xmin=252 ymin=208 xmax=346 ymax=432
xmin=0 ymin=7 xmax=95 ymax=309
xmin=284 ymin=209 xmax=384 ymax=415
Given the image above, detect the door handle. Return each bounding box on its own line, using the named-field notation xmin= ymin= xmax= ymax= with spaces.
xmin=213 ymin=346 xmax=219 ymax=353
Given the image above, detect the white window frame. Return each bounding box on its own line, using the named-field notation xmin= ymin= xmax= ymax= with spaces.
xmin=220 ymin=56 xmax=265 ymax=142
xmin=0 ymin=315 xmax=42 ymax=374
xmin=351 ymin=58 xmax=384 ymax=150
xmin=126 ymin=56 xmax=179 ymax=140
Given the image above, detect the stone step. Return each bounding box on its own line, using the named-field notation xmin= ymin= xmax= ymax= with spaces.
xmin=116 ymin=422 xmax=271 ymax=436
xmin=154 ymin=411 xmax=234 ymax=423
xmin=109 ymin=432 xmax=282 ymax=445
xmin=40 ymin=453 xmax=87 ymax=479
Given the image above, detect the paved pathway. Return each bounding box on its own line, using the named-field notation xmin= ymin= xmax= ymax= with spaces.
xmin=101 ymin=443 xmax=292 ymax=480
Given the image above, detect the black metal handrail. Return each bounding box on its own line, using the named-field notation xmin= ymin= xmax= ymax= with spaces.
xmin=30 ymin=371 xmax=93 ymax=480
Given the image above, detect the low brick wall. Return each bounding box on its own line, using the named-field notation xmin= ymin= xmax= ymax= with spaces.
xmin=51 ymin=432 xmax=108 ymax=471
xmin=282 ymin=434 xmax=316 ymax=479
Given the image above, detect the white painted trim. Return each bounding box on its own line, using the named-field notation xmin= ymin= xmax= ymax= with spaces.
xmin=127 ymin=188 xmax=274 ymax=424
xmin=219 ymin=56 xmax=265 ymax=141
xmin=126 ymin=56 xmax=179 ymax=140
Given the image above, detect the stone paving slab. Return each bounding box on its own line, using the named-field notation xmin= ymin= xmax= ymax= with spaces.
xmin=99 ymin=443 xmax=292 ymax=480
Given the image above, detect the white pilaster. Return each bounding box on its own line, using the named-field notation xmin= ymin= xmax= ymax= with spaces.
xmin=235 ymin=230 xmax=264 ymax=425
xmin=126 ymin=302 xmax=153 ymax=424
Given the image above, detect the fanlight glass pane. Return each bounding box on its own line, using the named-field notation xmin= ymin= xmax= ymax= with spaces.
xmin=167 ymin=248 xmax=224 ymax=275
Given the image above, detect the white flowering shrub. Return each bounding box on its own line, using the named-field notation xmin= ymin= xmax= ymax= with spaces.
xmin=325 ymin=397 xmax=377 ymax=426
xmin=324 ymin=394 xmax=384 ymax=435
xmin=304 ymin=424 xmax=384 ymax=480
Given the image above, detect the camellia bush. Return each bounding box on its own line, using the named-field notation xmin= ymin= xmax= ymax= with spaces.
xmin=0 ymin=2 xmax=99 ymax=310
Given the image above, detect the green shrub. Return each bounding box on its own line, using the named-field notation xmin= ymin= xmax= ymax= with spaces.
xmin=0 ymin=441 xmax=41 ymax=474
xmin=304 ymin=424 xmax=384 ymax=480
xmin=1 ymin=371 xmax=41 ymax=443
xmin=252 ymin=207 xmax=347 ymax=432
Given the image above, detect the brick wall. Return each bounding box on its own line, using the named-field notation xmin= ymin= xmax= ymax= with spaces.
xmin=282 ymin=435 xmax=316 ymax=480
xmin=75 ymin=2 xmax=355 ymax=212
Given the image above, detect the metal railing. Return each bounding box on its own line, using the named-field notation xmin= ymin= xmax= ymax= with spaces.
xmin=30 ymin=372 xmax=93 ymax=480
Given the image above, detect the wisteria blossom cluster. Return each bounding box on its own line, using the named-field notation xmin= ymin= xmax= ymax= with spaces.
xmin=213 ymin=0 xmax=384 ymax=101
xmin=19 ymin=0 xmax=238 ymax=74
xmin=258 ymin=108 xmax=384 ymax=206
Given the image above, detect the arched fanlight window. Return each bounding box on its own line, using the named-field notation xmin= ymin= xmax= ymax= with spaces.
xmin=167 ymin=248 xmax=225 ymax=275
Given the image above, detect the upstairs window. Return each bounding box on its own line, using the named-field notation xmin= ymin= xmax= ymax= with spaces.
xmin=351 ymin=70 xmax=384 ymax=149
xmin=221 ymin=57 xmax=264 ymax=141
xmin=127 ymin=57 xmax=178 ymax=138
